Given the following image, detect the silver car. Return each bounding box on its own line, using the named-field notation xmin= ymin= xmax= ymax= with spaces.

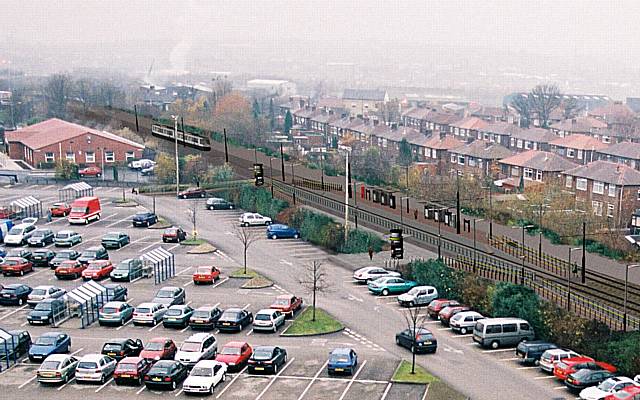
xmin=27 ymin=285 xmax=66 ymax=307
xmin=133 ymin=302 xmax=167 ymax=326
xmin=54 ymin=230 xmax=82 ymax=247
xmin=75 ymin=354 xmax=116 ymax=384
xmin=252 ymin=309 xmax=286 ymax=332
xmin=449 ymin=311 xmax=485 ymax=334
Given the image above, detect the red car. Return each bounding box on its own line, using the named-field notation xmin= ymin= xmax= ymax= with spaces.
xmin=114 ymin=357 xmax=153 ymax=386
xmin=140 ymin=337 xmax=177 ymax=361
xmin=270 ymin=295 xmax=303 ymax=317
xmin=50 ymin=202 xmax=71 ymax=217
xmin=427 ymin=299 xmax=461 ymax=319
xmin=605 ymin=385 xmax=640 ymax=400
xmin=162 ymin=227 xmax=187 ymax=243
xmin=78 ymin=166 xmax=102 ymax=177
xmin=0 ymin=207 xmax=16 ymax=219
xmin=55 ymin=260 xmax=87 ymax=280
xmin=1 ymin=257 xmax=34 ymax=277
xmin=553 ymin=356 xmax=617 ymax=381
xmin=438 ymin=305 xmax=471 ymax=326
xmin=192 ymin=266 xmax=221 ymax=284
xmin=178 ymin=187 xmax=206 ymax=199
xmin=82 ymin=260 xmax=114 ymax=280
xmin=215 ymin=341 xmax=253 ymax=371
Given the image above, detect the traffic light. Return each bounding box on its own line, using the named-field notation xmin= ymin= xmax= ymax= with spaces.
xmin=390 ymin=228 xmax=403 ymax=259
xmin=254 ymin=163 xmax=264 ymax=186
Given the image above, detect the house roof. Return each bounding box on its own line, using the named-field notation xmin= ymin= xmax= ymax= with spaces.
xmin=451 ymin=141 xmax=513 ymax=160
xmin=480 ymin=121 xmax=523 ymax=136
xmin=563 ymin=160 xmax=640 ymax=186
xmin=498 ymin=150 xmax=578 ymax=171
xmin=550 ymin=116 xmax=608 ymax=133
xmin=6 ymin=118 xmax=144 ymax=150
xmin=509 ymin=127 xmax=557 ymax=143
xmin=402 ymin=107 xmax=431 ymax=120
xmin=470 ymin=106 xmax=507 ymax=119
xmin=449 ymin=116 xmax=488 ymax=131
xmin=423 ymin=135 xmax=466 ymax=150
xmin=596 ymin=141 xmax=640 ymax=160
xmin=549 ymin=134 xmax=609 ymax=150
xmin=316 ymin=97 xmax=345 ymax=110
xmin=425 ymin=111 xmax=462 ymax=126
xmin=588 ymin=102 xmax=636 ymax=124
xmin=342 ymin=89 xmax=387 ymax=101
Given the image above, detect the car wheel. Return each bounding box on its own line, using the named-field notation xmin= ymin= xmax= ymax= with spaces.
xmin=18 ymin=298 xmax=23 ymax=306
xmin=222 ymin=373 xmax=226 ymax=382
xmin=273 ymin=363 xmax=278 ymax=374
xmin=293 ymin=233 xmax=299 ymax=239
xmin=182 ymin=195 xmax=187 ymax=199
xmin=229 ymin=205 xmax=234 ymax=209
xmin=284 ymin=354 xmax=287 ymax=363
xmin=410 ymin=345 xmax=416 ymax=354
xmin=271 ymin=234 xmax=277 ymax=240
xmin=100 ymin=374 xmax=105 ymax=384
xmin=208 ymin=206 xmax=213 ymax=210
xmin=208 ymin=385 xmax=213 ymax=395
xmin=409 ymin=301 xmax=416 ymax=307
xmin=145 ymin=221 xmax=149 ymax=227
xmin=381 ymin=289 xmax=389 ymax=296
xmin=20 ymin=270 xmax=24 ymax=276
xmin=460 ymin=327 xmax=467 ymax=335
xmin=171 ymin=381 xmax=176 ymax=390
xmin=243 ymin=222 xmax=249 ymax=227
xmin=490 ymin=341 xmax=499 ymax=349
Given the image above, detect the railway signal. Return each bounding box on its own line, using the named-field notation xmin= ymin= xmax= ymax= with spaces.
xmin=390 ymin=228 xmax=403 ymax=259
xmin=254 ymin=163 xmax=264 ymax=186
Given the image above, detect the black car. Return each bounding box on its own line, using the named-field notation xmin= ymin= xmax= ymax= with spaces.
xmin=162 ymin=227 xmax=187 ymax=243
xmin=104 ymin=283 xmax=128 ymax=301
xmin=0 ymin=284 xmax=32 ymax=306
xmin=0 ymin=330 xmax=32 ymax=360
xmin=143 ymin=360 xmax=188 ymax=390
xmin=27 ymin=298 xmax=66 ymax=325
xmin=51 ymin=250 xmax=80 ymax=268
xmin=206 ymin=197 xmax=235 ymax=210
xmin=515 ymin=341 xmax=557 ymax=364
xmin=564 ymin=369 xmax=615 ymax=392
xmin=395 ymin=328 xmax=438 ymax=354
xmin=101 ymin=338 xmax=144 ymax=361
xmin=162 ymin=305 xmax=194 ymax=329
xmin=248 ymin=346 xmax=287 ymax=374
xmin=178 ymin=187 xmax=206 ymax=199
xmin=216 ymin=308 xmax=253 ymax=332
xmin=78 ymin=246 xmax=108 ymax=264
xmin=189 ymin=306 xmax=223 ymax=330
xmin=31 ymin=249 xmax=56 ymax=267
xmin=132 ymin=212 xmax=158 ymax=227
xmin=6 ymin=248 xmax=33 ymax=261
xmin=152 ymin=286 xmax=185 ymax=306
xmin=27 ymin=229 xmax=55 ymax=247
xmin=101 ymin=232 xmax=130 ymax=249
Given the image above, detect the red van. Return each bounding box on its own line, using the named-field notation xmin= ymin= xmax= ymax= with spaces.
xmin=68 ymin=197 xmax=102 ymax=225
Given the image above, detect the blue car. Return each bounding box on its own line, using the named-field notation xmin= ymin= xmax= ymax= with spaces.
xmin=28 ymin=332 xmax=71 ymax=363
xmin=327 ymin=348 xmax=358 ymax=375
xmin=266 ymin=224 xmax=300 ymax=240
xmin=0 ymin=247 xmax=6 ymax=258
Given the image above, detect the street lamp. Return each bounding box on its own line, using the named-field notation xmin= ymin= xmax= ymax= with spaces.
xmin=473 ymin=219 xmax=484 ymax=274
xmin=171 ymin=115 xmax=180 ymax=197
xmin=481 ymin=183 xmax=494 ymax=239
xmin=567 ymin=247 xmax=581 ymax=311
xmin=513 ymin=224 xmax=535 ymax=259
xmin=400 ymin=196 xmax=410 ymax=231
xmin=624 ymin=264 xmax=640 ymax=331
xmin=269 ymin=157 xmax=274 ymax=198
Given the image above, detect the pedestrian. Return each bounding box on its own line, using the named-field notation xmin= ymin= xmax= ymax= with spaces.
xmin=368 ymin=246 xmax=374 ymax=261
xmin=46 ymin=209 xmax=52 ymax=223
xmin=414 ymin=209 xmax=418 ymax=220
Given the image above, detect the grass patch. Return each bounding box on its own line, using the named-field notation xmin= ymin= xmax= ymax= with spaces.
xmin=230 ymin=268 xmax=260 ymax=279
xmin=148 ymin=218 xmax=172 ymax=229
xmin=241 ymin=276 xmax=273 ymax=289
xmin=281 ymin=307 xmax=344 ymax=336
xmin=186 ymin=242 xmax=217 ymax=254
xmin=391 ymin=360 xmax=439 ymax=384
xmin=181 ymin=238 xmax=206 ymax=246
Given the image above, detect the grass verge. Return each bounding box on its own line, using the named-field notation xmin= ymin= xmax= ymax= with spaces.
xmin=148 ymin=218 xmax=172 ymax=229
xmin=186 ymin=242 xmax=217 ymax=254
xmin=241 ymin=276 xmax=273 ymax=289
xmin=229 ymin=268 xmax=260 ymax=279
xmin=281 ymin=307 xmax=344 ymax=336
xmin=391 ymin=360 xmax=439 ymax=384
xmin=181 ymin=238 xmax=206 ymax=246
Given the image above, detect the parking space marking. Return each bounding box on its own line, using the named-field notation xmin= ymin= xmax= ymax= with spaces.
xmin=452 ymin=334 xmax=473 ymax=338
xmin=421 ymin=383 xmax=430 ymax=400
xmin=246 ymin=329 xmax=253 ymax=336
xmin=148 ymin=322 xmax=162 ymax=332
xmin=297 ymin=359 xmax=329 ymax=400
xmin=70 ymin=348 xmax=84 ymax=356
xmin=255 ymin=357 xmax=295 ymax=400
xmin=380 ymin=382 xmax=393 ymax=400
xmin=166 ymin=244 xmax=180 ymax=251
xmin=337 ymin=359 xmax=367 ymax=400
xmin=212 ymin=277 xmax=229 ymax=289
xmin=500 ymin=357 xmax=519 ymax=361
xmin=21 ymin=268 xmax=48 ymax=280
xmin=57 ymin=377 xmax=75 ymax=390
xmin=534 ymin=375 xmax=556 ymax=380
xmin=517 ymin=366 xmax=539 ymax=370
xmin=242 ymin=303 xmax=251 ymax=310
xmin=18 ymin=375 xmax=37 ymax=389
xmin=174 ymin=388 xmax=183 ymax=397
xmin=140 ymin=241 xmax=162 ymax=252
xmin=106 ymin=216 xmax=132 ymax=228
xmin=437 ymin=327 xmax=452 ymax=331
xmin=183 ymin=280 xmax=193 ymax=287
xmin=180 ymin=325 xmax=190 ymax=333
xmin=482 ymin=348 xmax=516 ymax=353
xmin=96 ymin=212 xmax=119 ymax=222
xmin=116 ymin=318 xmax=133 ymax=331
xmin=215 ymin=366 xmax=248 ymax=399
xmin=553 ymin=385 xmax=566 ymax=390
xmin=136 ymin=385 xmax=146 ymax=394
xmin=0 ymin=305 xmax=28 ymax=321
xmin=176 ymin=267 xmax=193 ymax=276
xmin=95 ymin=377 xmax=114 ymax=393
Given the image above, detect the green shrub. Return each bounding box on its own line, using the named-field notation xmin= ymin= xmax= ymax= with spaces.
xmin=491 ymin=282 xmax=546 ymax=338
xmin=338 ymin=230 xmax=385 ymax=254
xmin=409 ymin=259 xmax=462 ymax=300
xmin=584 ymin=240 xmax=625 ymax=260
xmin=459 ymin=274 xmax=493 ymax=316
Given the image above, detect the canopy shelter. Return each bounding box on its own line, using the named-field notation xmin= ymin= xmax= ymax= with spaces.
xmin=58 ymin=181 xmax=94 ymax=202
xmin=141 ymin=247 xmax=175 ymax=285
xmin=66 ymin=280 xmax=107 ymax=328
xmin=10 ymin=195 xmax=42 ymax=219
xmin=0 ymin=328 xmax=18 ymax=372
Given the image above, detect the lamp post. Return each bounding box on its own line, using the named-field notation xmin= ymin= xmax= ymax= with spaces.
xmin=171 ymin=115 xmax=180 ymax=197
xmin=473 ymin=219 xmax=484 ymax=275
xmin=482 ymin=183 xmax=494 ymax=239
xmin=400 ymin=196 xmax=410 ymax=232
xmin=291 ymin=162 xmax=297 ymax=205
xmin=624 ymin=264 xmax=640 ymax=331
xmin=353 ymin=181 xmax=359 ymax=229
xmin=567 ymin=247 xmax=581 ymax=311
xmin=514 ymin=224 xmax=535 ymax=260
xmin=269 ymin=157 xmax=274 ymax=198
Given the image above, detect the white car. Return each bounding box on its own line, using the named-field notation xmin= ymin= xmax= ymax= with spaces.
xmin=579 ymin=376 xmax=640 ymax=400
xmin=4 ymin=223 xmax=37 ymax=246
xmin=128 ymin=159 xmax=156 ymax=170
xmin=175 ymin=333 xmax=217 ymax=367
xmin=75 ymin=354 xmax=116 ymax=383
xmin=539 ymin=349 xmax=579 ymax=373
xmin=27 ymin=285 xmax=66 ymax=307
xmin=182 ymin=360 xmax=227 ymax=395
xmin=352 ymin=267 xmax=400 ymax=283
xmin=36 ymin=354 xmax=79 ymax=384
xmin=132 ymin=302 xmax=166 ymax=326
xmin=449 ymin=311 xmax=485 ymax=334
xmin=397 ymin=286 xmax=438 ymax=307
xmin=252 ymin=309 xmax=286 ymax=333
xmin=239 ymin=213 xmax=272 ymax=227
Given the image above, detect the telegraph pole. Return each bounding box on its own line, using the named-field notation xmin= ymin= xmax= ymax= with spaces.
xmin=456 ymin=174 xmax=461 ymax=234
xmin=344 ymin=152 xmax=349 ymax=242
xmin=223 ymin=128 xmax=229 ymax=163
xmin=280 ymin=143 xmax=286 ymax=182
xmin=172 ymin=115 xmax=180 ymax=197
xmin=581 ymin=221 xmax=586 ymax=284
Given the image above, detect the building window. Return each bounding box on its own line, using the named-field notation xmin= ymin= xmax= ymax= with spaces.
xmin=567 ymin=148 xmax=575 ymax=158
xmin=533 ymin=142 xmax=538 ymax=150
xmin=65 ymin=152 xmax=75 ymax=162
xmin=603 ymin=136 xmax=611 ymax=143
xmin=524 ymin=141 xmax=532 ymax=150
xmin=608 ymin=184 xmax=616 ymax=197
xmin=592 ymin=181 xmax=604 ymax=194
xmin=536 ymin=170 xmax=543 ymax=181
xmin=431 ymin=149 xmax=437 ymax=159
xmin=468 ymin=157 xmax=476 ymax=167
xmin=577 ymin=149 xmax=583 ymax=160
xmin=451 ymin=153 xmax=457 ymax=163
xmin=637 ymin=189 xmax=640 ymax=201
xmin=511 ymin=166 xmax=520 ymax=177
xmin=510 ymin=138 xmax=515 ymax=147
xmin=565 ymin=175 xmax=572 ymax=188
xmin=85 ymin=151 xmax=95 ymax=163
xmin=44 ymin=152 xmax=55 ymax=163
xmin=576 ymin=178 xmax=587 ymax=191
xmin=607 ymin=203 xmax=614 ymax=217
xmin=458 ymin=155 xmax=465 ymax=165
xmin=125 ymin=151 xmax=135 ymax=160
xmin=592 ymin=201 xmax=603 ymax=216
xmin=517 ymin=139 xmax=523 ymax=149
xmin=104 ymin=151 xmax=115 ymax=162
xmin=523 ymin=168 xmax=534 ymax=180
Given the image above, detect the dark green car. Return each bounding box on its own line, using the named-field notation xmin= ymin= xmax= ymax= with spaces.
xmin=31 ymin=249 xmax=56 ymax=267
xmin=162 ymin=305 xmax=194 ymax=328
xmin=101 ymin=232 xmax=130 ymax=249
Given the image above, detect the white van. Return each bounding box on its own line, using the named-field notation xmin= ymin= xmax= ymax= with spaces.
xmin=472 ymin=318 xmax=535 ymax=349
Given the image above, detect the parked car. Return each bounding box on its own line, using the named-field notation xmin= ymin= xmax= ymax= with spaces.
xmin=266 ymin=224 xmax=299 ymax=239
xmin=27 ymin=285 xmax=66 ymax=307
xmin=215 ymin=341 xmax=252 ymax=372
xmin=51 ymin=249 xmax=80 ymax=268
xmin=30 ymin=332 xmax=72 ymax=363
xmin=579 ymin=376 xmax=639 ymax=400
xmin=175 ymin=333 xmax=218 ymax=368
xmin=565 ymin=369 xmax=616 ymax=392
xmin=4 ymin=223 xmax=37 ymax=246
xmin=1 ymin=257 xmax=33 ymax=276
xmin=36 ymin=354 xmax=78 ymax=384
xmin=140 ymin=165 xmax=155 ymax=176
xmin=132 ymin=212 xmax=157 ymax=227
xmin=143 ymin=360 xmax=188 ymax=391
xmin=0 ymin=329 xmax=31 ymax=360
xmin=99 ymin=301 xmax=134 ymax=326
xmin=82 ymin=260 xmax=114 ymax=280
xmin=27 ymin=298 xmax=66 ymax=325
xmin=449 ymin=311 xmax=485 ymax=334
xmin=50 ymin=202 xmax=71 ymax=217
xmin=397 ymin=286 xmax=439 ymax=307
xmin=539 ymin=349 xmax=580 ymax=373
xmin=101 ymin=338 xmax=144 ymax=361
xmin=179 ymin=187 xmax=207 ymax=199
xmin=133 ymin=303 xmax=167 ymax=326
xmin=54 ymin=259 xmax=86 ymax=279
xmin=101 ymin=232 xmax=130 ymax=249
xmin=104 ymin=283 xmax=128 ymax=301
xmin=0 ymin=284 xmax=32 ymax=306
xmin=128 ymin=159 xmax=156 ymax=170
xmin=31 ymin=249 xmax=56 ymax=267
xmin=515 ymin=341 xmax=558 ymax=365
xmin=438 ymin=305 xmax=471 ymax=326
xmin=162 ymin=227 xmax=187 ymax=243
xmin=182 ymin=360 xmax=228 ymax=395
xmin=192 ymin=266 xmax=221 ymax=284
xmin=352 ymin=266 xmax=401 ymax=283
xmin=21 ymin=217 xmax=38 ymax=226
xmin=75 ymin=354 xmax=116 ymax=384
xmin=367 ymin=277 xmax=417 ymax=296
xmin=554 ymin=356 xmax=617 ymax=381
xmin=239 ymin=212 xmax=271 ymax=226
xmin=163 ymin=305 xmax=194 ymax=329
xmin=327 ymin=348 xmax=358 ymax=375
xmin=216 ymin=308 xmax=254 ymax=332
xmin=473 ymin=318 xmax=536 ymax=349
xmin=113 ymin=357 xmax=152 ymax=386
xmin=6 ymin=248 xmax=33 ymax=261
xmin=110 ymin=258 xmax=143 ymax=282
xmin=395 ymin=328 xmax=438 ymax=354
xmin=248 ymin=346 xmax=287 ymax=374
xmin=77 ymin=246 xmax=108 ymax=264
xmin=27 ymin=229 xmax=55 ymax=247
xmin=604 ymin=386 xmax=640 ymax=400
xmin=152 ymin=286 xmax=185 ymax=306
xmin=426 ymin=299 xmax=461 ymax=319
xmin=253 ymin=309 xmax=286 ymax=333
xmin=270 ymin=295 xmax=303 ymax=317
xmin=189 ymin=306 xmax=223 ymax=330
xmin=205 ymin=197 xmax=233 ymax=209
xmin=54 ymin=230 xmax=82 ymax=247
xmin=140 ymin=337 xmax=177 ymax=361
xmin=78 ymin=166 xmax=102 ymax=177
xmin=68 ymin=196 xmax=101 ymax=225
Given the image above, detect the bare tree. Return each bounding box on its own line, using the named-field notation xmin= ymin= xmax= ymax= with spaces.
xmin=299 ymin=260 xmax=331 ymax=321
xmin=232 ymin=224 xmax=261 ymax=275
xmin=529 ymin=84 xmax=562 ymax=128
xmin=44 ymin=73 xmax=72 ymax=118
xmin=402 ymin=304 xmax=428 ymax=374
xmin=562 ymin=97 xmax=582 ymax=119
xmin=510 ymin=93 xmax=532 ymax=128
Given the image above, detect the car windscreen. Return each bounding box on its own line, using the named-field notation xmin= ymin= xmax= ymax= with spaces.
xmin=3 ymin=259 xmax=19 ymax=266
xmin=103 ymin=343 xmax=123 ymax=351
xmin=101 ymin=307 xmax=119 ymax=314
xmin=87 ymin=263 xmax=105 ymax=270
xmin=165 ymin=309 xmax=183 ymax=316
xmin=196 ymin=267 xmax=211 ymax=274
xmin=192 ymin=310 xmax=211 ymax=318
xmin=40 ymin=360 xmax=61 ymax=370
xmin=598 ymin=379 xmax=616 ymax=392
xmin=330 ymin=355 xmax=349 ymax=363
xmin=8 ymin=228 xmax=23 ymax=235
xmin=34 ymin=302 xmax=53 ymax=311
xmin=180 ymin=342 xmax=201 ymax=352
xmin=103 ymin=234 xmax=119 ymax=240
xmin=272 ymin=299 xmax=289 ymax=306
xmin=56 ymin=233 xmax=69 ymax=239
xmin=115 ymin=262 xmax=130 ymax=270
xmin=155 ymin=290 xmax=174 ymax=298
xmin=255 ymin=313 xmax=273 ymax=321
xmin=31 ymin=231 xmax=46 ymax=237
xmin=34 ymin=336 xmax=56 ymax=346
xmin=190 ymin=367 xmax=212 ymax=377
xmin=116 ymin=363 xmax=137 ymax=371
xmin=31 ymin=289 xmax=47 ymax=296
xmin=164 ymin=229 xmax=177 ymax=235
xmin=81 ymin=251 xmax=97 ymax=257
xmin=136 ymin=308 xmax=150 ymax=314
xmin=71 ymin=206 xmax=88 ymax=213
xmin=149 ymin=366 xmax=170 ymax=374
xmin=252 ymin=350 xmax=274 ymax=360
xmin=221 ymin=311 xmax=240 ymax=320
xmin=57 ymin=253 xmax=73 ymax=260
xmin=1 ymin=288 xmax=17 ymax=293
xmin=144 ymin=342 xmax=164 ymax=351
xmin=220 ymin=347 xmax=241 ymax=355
xmin=77 ymin=361 xmax=98 ymax=369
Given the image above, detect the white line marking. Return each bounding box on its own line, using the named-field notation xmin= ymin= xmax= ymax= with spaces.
xmin=166 ymin=244 xmax=180 ymax=251
xmin=57 ymin=377 xmax=75 ymax=390
xmin=255 ymin=358 xmax=295 ymax=400
xmin=337 ymin=360 xmax=367 ymax=400
xmin=517 ymin=366 xmax=539 ymax=370
xmin=246 ymin=329 xmax=253 ymax=336
xmin=421 ymin=383 xmax=430 ymax=400
xmin=242 ymin=303 xmax=251 ymax=310
xmin=148 ymin=322 xmax=162 ymax=332
xmin=297 ymin=360 xmax=329 ymax=400
xmin=106 ymin=216 xmax=131 ymax=228
xmin=183 ymin=281 xmax=193 ymax=287
xmin=380 ymin=382 xmax=393 ymax=400
xmin=482 ymin=348 xmax=516 ymax=353
xmin=70 ymin=348 xmax=84 ymax=356
xmin=140 ymin=241 xmax=162 ymax=252
xmin=534 ymin=375 xmax=556 ymax=380
xmin=95 ymin=377 xmax=114 ymax=393
xmin=18 ymin=375 xmax=37 ymax=389
xmin=174 ymin=388 xmax=183 ymax=397
xmin=136 ymin=385 xmax=146 ymax=394
xmin=212 ymin=277 xmax=229 ymax=289
xmin=176 ymin=267 xmax=193 ymax=276
xmin=116 ymin=319 xmax=133 ymax=331
xmin=215 ymin=366 xmax=247 ymax=399
xmin=500 ymin=357 xmax=520 ymax=361
xmin=0 ymin=305 xmax=28 ymax=321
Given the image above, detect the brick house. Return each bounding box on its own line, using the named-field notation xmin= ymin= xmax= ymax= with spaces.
xmin=549 ymin=116 xmax=608 ymax=138
xmin=342 ymin=89 xmax=388 ymax=117
xmin=421 ymin=134 xmax=465 ymax=174
xmin=448 ymin=141 xmax=513 ymax=178
xmin=498 ymin=150 xmax=578 ymax=189
xmin=476 ymin=121 xmax=523 ymax=147
xmin=6 ymin=118 xmax=144 ymax=168
xmin=449 ymin=117 xmax=488 ymax=141
xmin=595 ymin=141 xmax=640 ymax=170
xmin=588 ymin=101 xmax=636 ymax=129
xmin=549 ymin=134 xmax=609 ymax=165
xmin=508 ymin=127 xmax=556 ymax=152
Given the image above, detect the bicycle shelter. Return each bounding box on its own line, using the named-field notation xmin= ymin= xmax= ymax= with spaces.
xmin=58 ymin=182 xmax=94 ymax=202
xmin=141 ymin=247 xmax=175 ymax=285
xmin=66 ymin=280 xmax=107 ymax=328
xmin=10 ymin=196 xmax=42 ymax=219
xmin=0 ymin=328 xmax=18 ymax=371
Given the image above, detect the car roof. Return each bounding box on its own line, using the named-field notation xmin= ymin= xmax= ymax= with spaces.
xmin=104 ymin=301 xmax=127 ymax=307
xmin=137 ymin=302 xmax=160 ymax=308
xmin=453 ymin=311 xmax=481 ymax=317
xmin=153 ymin=360 xmax=179 ymax=367
xmin=79 ymin=354 xmax=106 ymax=361
xmin=103 ymin=284 xmax=122 ymax=289
xmin=158 ymin=286 xmax=179 ymax=291
xmin=330 ymin=348 xmax=353 ymax=355
xmin=33 ymin=285 xmax=56 ymax=290
xmin=105 ymin=338 xmax=130 ymax=345
xmin=256 ymin=309 xmax=278 ymax=315
xmin=223 ymin=308 xmax=243 ymax=312
xmin=195 ymin=306 xmax=218 ymax=311
xmin=3 ymin=284 xmax=25 ymax=289
xmin=149 ymin=337 xmax=171 ymax=343
xmin=193 ymin=360 xmax=225 ymax=368
xmin=43 ymin=354 xmax=72 ymax=362
xmin=40 ymin=332 xmax=64 ymax=338
xmin=57 ymin=230 xmax=76 ymax=234
xmin=269 ymin=224 xmax=288 ymax=229
xmin=119 ymin=356 xmax=143 ymax=363
xmin=186 ymin=332 xmax=212 ymax=342
xmin=105 ymin=231 xmax=125 ymax=235
xmin=168 ymin=305 xmax=190 ymax=310
xmin=544 ymin=348 xmax=576 ymax=355
xmin=254 ymin=346 xmax=276 ymax=352
xmin=275 ymin=295 xmax=292 ymax=300
xmin=11 ymin=223 xmax=32 ymax=229
xmin=223 ymin=341 xmax=247 ymax=348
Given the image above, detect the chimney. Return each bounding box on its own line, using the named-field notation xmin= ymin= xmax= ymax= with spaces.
xmin=299 ymin=99 xmax=305 ymax=109
xmin=349 ymin=115 xmax=355 ymax=121
xmin=391 ymin=122 xmax=398 ymax=130
xmin=311 ymin=105 xmax=316 ymax=111
xmin=439 ymin=130 xmax=446 ymax=139
xmin=373 ymin=119 xmax=379 ymax=126
xmin=305 ymin=105 xmax=310 ymax=110
xmin=328 ymin=109 xmax=334 ymax=115
xmin=571 ymin=118 xmax=577 ymax=124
